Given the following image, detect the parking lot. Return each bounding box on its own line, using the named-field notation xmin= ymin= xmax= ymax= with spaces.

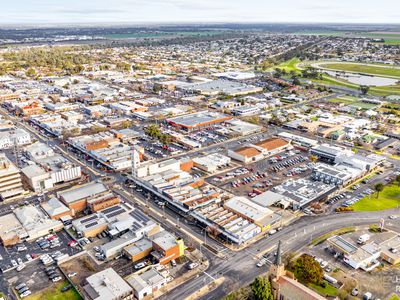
xmin=0 ymin=229 xmax=81 ymax=272
xmin=207 ymin=149 xmax=312 ymax=198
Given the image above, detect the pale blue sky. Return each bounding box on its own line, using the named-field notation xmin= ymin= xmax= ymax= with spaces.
xmin=1 ymin=0 xmax=399 ymax=24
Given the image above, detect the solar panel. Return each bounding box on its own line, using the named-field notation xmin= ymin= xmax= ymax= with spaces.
xmin=85 ymin=221 xmax=98 ymax=228
xmin=82 ymin=215 xmax=97 ymax=224
xmin=107 ymin=209 xmax=125 ymax=219
xmin=102 ymin=205 xmax=120 ymax=214
xmin=130 ymin=209 xmax=150 ymax=223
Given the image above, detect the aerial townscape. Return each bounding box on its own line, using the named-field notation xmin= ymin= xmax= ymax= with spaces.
xmin=0 ymin=2 xmax=399 ymax=300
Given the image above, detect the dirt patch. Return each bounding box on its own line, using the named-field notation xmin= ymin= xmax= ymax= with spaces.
xmin=60 ymin=254 xmax=100 ymax=287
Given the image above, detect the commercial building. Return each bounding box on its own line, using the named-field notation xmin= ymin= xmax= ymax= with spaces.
xmin=41 ymin=197 xmax=72 ymax=220
xmin=0 ymin=127 xmax=31 ymax=149
xmin=272 ymin=179 xmax=336 ymax=209
xmin=166 ymin=111 xmax=232 ymax=132
xmin=151 ymin=231 xmax=185 ymax=265
xmin=328 ymin=235 xmax=380 ymax=271
xmin=0 ymin=213 xmax=28 ymax=246
xmin=311 ymin=163 xmax=353 ymax=186
xmin=328 ymin=231 xmax=400 ymax=270
xmin=72 ymin=213 xmax=108 ymax=238
xmin=127 ymin=268 xmax=167 ymax=300
xmin=228 ymin=137 xmax=290 ymax=164
xmin=57 ymin=182 xmax=112 ymax=215
xmin=224 ymin=197 xmax=280 ymax=231
xmin=22 ymin=142 xmax=82 ymax=192
xmin=83 ymin=268 xmax=134 ymax=300
xmin=100 ymin=208 xmax=160 ymax=258
xmin=192 ymin=153 xmax=231 ymax=173
xmin=109 ymin=101 xmax=148 ymax=115
xmin=0 ymin=154 xmax=26 ymax=202
xmin=278 ymin=132 xmax=318 ymax=149
xmin=231 ymin=105 xmax=261 ymax=116
xmin=13 ymin=205 xmax=63 ymax=241
xmin=182 ymin=79 xmax=263 ymax=96
xmin=68 ymin=132 xmax=132 ymax=171
xmin=310 ymin=144 xmax=350 ymax=164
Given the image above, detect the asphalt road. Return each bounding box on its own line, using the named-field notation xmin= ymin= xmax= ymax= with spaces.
xmin=160 ymin=209 xmax=400 ymax=300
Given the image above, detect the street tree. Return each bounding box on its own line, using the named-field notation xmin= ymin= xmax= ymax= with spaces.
xmin=374 ymin=183 xmax=384 ymax=199
xmin=294 ymin=255 xmax=323 ymax=284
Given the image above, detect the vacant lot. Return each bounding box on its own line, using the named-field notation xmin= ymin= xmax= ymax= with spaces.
xmin=26 ymin=281 xmax=82 ymax=300
xmin=320 ymin=63 xmax=400 ymax=78
xmin=351 ymin=185 xmax=400 ymax=211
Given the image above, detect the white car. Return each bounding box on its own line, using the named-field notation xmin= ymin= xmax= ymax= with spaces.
xmin=389 ymin=215 xmax=397 ymax=220
xmin=20 ymin=290 xmax=32 ymax=298
xmin=134 ymin=262 xmax=146 ymax=270
xmin=11 ymin=260 xmax=18 ymax=267
xmin=25 ymin=254 xmax=33 ymax=262
xmin=52 ymin=276 xmax=62 ymax=282
xmin=257 ymin=259 xmax=267 ymax=267
xmin=17 ymin=264 xmax=26 ymax=272
xmin=68 ymin=272 xmax=77 ymax=278
xmin=320 ymin=261 xmax=328 ymax=268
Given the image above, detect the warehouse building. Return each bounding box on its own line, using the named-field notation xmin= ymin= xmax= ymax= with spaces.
xmin=57 ymin=182 xmax=111 ymax=215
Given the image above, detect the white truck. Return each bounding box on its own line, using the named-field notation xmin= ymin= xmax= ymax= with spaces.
xmin=357 ymin=234 xmax=370 ymax=244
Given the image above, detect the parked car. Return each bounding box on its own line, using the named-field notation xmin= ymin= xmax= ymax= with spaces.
xmin=134 ymin=262 xmax=146 ymax=270
xmin=187 ymin=262 xmax=199 ymax=270
xmin=61 ymin=284 xmax=73 ymax=292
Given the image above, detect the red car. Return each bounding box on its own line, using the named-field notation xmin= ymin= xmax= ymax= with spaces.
xmin=47 ymin=234 xmax=56 ymax=241
xmin=68 ymin=240 xmax=77 ymax=247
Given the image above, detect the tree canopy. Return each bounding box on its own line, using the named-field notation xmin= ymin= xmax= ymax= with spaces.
xmin=251 ymin=276 xmax=274 ymax=300
xmin=293 ymin=255 xmax=323 ymax=284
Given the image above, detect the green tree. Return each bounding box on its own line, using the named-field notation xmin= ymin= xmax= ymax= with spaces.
xmin=144 ymin=124 xmax=162 ymax=139
xmin=159 ymin=134 xmax=172 ymax=146
xmin=251 ymin=276 xmax=273 ymax=300
xmin=294 ymin=255 xmax=323 ymax=284
xmin=374 ymin=183 xmax=384 ymax=199
xmin=360 ymin=85 xmax=370 ymax=95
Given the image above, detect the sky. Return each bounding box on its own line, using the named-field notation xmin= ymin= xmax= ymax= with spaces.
xmin=1 ymin=0 xmax=399 ymax=25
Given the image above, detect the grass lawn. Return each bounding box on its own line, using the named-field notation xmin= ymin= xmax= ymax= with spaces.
xmin=309 ymin=282 xmax=338 ymax=297
xmin=389 ymin=294 xmax=400 ymax=300
xmin=351 ymin=184 xmax=400 ymax=211
xmin=311 ymin=227 xmax=356 ymax=246
xmin=274 ymin=58 xmax=302 ymax=74
xmin=26 ymin=281 xmax=82 ymax=300
xmin=328 ymin=96 xmax=358 ymax=105
xmin=319 ymin=62 xmax=400 ymax=78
